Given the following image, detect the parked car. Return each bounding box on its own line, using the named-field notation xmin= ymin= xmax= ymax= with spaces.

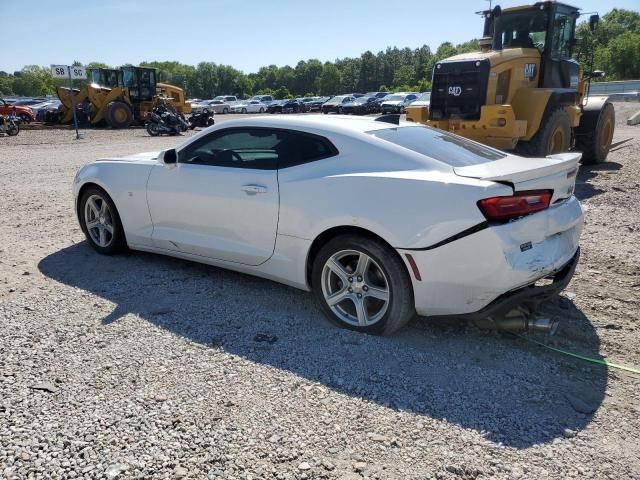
xmin=250 ymin=95 xmax=274 ymax=105
xmin=213 ymin=95 xmax=239 ymax=106
xmin=380 ymin=93 xmax=419 ymax=114
xmin=321 ymin=95 xmax=356 ymax=114
xmin=266 ymin=100 xmax=285 ymax=114
xmin=341 ymin=96 xmax=378 ymax=115
xmin=9 ymin=98 xmax=48 ymax=107
xmin=230 ymin=100 xmax=267 ymax=113
xmin=192 ymin=100 xmax=230 ymax=115
xmin=29 ymin=100 xmax=62 ymax=122
xmin=307 ymin=96 xmax=330 ymax=112
xmin=0 ymin=98 xmax=35 ymax=123
xmin=73 ymin=115 xmax=583 ymax=335
xmin=365 ymin=92 xmax=392 ymax=100
xmin=411 ymin=92 xmax=431 ymax=106
xmin=267 ymin=99 xmax=304 ymax=114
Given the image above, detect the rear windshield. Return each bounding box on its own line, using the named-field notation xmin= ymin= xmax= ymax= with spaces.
xmin=369 ymin=126 xmax=506 ymax=166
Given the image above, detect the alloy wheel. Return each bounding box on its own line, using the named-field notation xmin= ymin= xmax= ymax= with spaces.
xmin=321 ymin=249 xmax=390 ymax=327
xmin=84 ymin=194 xmax=114 ymax=248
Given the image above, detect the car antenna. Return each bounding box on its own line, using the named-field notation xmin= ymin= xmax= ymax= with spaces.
xmin=375 ymin=114 xmax=400 ymax=125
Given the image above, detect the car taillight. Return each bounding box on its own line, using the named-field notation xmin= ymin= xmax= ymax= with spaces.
xmin=477 ymin=190 xmax=553 ymax=221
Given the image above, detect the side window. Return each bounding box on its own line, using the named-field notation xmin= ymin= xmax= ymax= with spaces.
xmin=179 ymin=128 xmax=283 ymax=169
xmin=550 ymin=12 xmax=575 ymax=59
xmin=277 ymin=132 xmax=338 ymax=168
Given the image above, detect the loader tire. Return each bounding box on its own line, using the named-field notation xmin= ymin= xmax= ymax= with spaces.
xmin=576 ymin=102 xmax=615 ymax=165
xmin=105 ymin=101 xmax=132 ymax=129
xmin=517 ymin=108 xmax=571 ymax=157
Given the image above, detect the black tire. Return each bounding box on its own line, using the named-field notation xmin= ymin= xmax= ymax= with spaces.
xmin=222 ymin=107 xmax=229 ymax=114
xmin=105 ymin=101 xmax=132 ymax=129
xmin=259 ymin=107 xmax=264 ymax=113
xmin=337 ymin=106 xmax=343 ymax=114
xmin=146 ymin=123 xmax=160 ymax=136
xmin=517 ymin=107 xmax=571 ymax=157
xmin=19 ymin=113 xmax=31 ymax=124
xmin=207 ymin=118 xmax=215 ymax=126
xmin=241 ymin=108 xmax=247 ymax=114
xmin=577 ymin=102 xmax=615 ymax=165
xmin=7 ymin=122 xmax=19 ymax=136
xmin=78 ymin=186 xmax=126 ymax=255
xmin=311 ymin=235 xmax=415 ymax=335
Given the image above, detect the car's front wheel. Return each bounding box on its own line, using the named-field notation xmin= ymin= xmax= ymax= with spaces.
xmin=79 ymin=186 xmax=126 ymax=255
xmin=312 ymin=235 xmax=415 ymax=335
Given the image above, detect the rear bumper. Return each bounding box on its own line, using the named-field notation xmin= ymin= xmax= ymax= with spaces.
xmin=449 ymin=248 xmax=579 ymax=321
xmin=399 ymin=195 xmax=583 ymax=317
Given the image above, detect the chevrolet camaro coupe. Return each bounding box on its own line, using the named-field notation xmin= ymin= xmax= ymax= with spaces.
xmin=73 ymin=115 xmax=583 ymax=335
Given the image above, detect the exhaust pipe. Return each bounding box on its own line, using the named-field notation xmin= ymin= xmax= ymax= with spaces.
xmin=486 ymin=305 xmax=559 ymax=335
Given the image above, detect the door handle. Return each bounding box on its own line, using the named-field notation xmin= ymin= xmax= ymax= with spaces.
xmin=241 ymin=184 xmax=267 ymax=195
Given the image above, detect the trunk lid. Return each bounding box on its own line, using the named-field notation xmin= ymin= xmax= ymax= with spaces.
xmin=454 ymin=152 xmax=581 ymax=202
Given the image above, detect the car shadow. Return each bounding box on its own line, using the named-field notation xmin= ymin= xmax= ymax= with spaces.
xmin=38 ymin=242 xmax=607 ymax=449
xmin=574 ymin=160 xmax=622 ymax=201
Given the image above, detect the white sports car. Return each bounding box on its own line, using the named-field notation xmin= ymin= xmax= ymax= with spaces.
xmin=73 ymin=116 xmax=583 ymax=335
xmin=230 ymin=100 xmax=267 ymax=114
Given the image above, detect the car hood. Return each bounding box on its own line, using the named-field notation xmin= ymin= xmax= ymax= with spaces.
xmin=97 ymin=151 xmax=160 ymax=164
xmin=382 ymin=100 xmax=403 ymax=105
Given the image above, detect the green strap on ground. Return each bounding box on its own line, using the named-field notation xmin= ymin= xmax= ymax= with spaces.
xmin=511 ymin=333 xmax=640 ymax=375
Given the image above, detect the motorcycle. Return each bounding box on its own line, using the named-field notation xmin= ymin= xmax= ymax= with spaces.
xmin=146 ymin=104 xmax=189 ymax=136
xmin=188 ymin=109 xmax=215 ymax=129
xmin=0 ymin=114 xmax=20 ymax=136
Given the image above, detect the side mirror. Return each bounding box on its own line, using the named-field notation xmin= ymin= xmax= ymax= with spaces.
xmin=589 ymin=14 xmax=599 ymax=32
xmin=160 ymin=148 xmax=177 ymax=164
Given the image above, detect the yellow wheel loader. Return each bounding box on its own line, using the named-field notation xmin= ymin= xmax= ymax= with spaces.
xmin=405 ymin=2 xmax=615 ymax=164
xmin=56 ymin=66 xmax=191 ymax=129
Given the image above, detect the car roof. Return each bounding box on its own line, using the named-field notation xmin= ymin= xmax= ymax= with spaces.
xmin=194 ymin=115 xmax=404 ymax=137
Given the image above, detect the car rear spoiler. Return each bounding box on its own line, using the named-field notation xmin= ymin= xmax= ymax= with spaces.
xmin=375 ymin=114 xmax=401 ymax=125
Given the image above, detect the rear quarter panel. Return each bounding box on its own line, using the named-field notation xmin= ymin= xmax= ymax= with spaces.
xmin=277 ymin=138 xmax=511 ymax=249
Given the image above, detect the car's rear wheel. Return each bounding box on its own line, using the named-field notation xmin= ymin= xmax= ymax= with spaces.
xmin=241 ymin=108 xmax=247 ymax=114
xmin=259 ymin=107 xmax=264 ymax=113
xmin=312 ymin=235 xmax=415 ymax=335
xmin=79 ymin=186 xmax=126 ymax=255
xmin=223 ymin=107 xmax=229 ymax=114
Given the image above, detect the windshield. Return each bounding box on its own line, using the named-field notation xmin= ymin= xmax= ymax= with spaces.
xmin=368 ymin=126 xmax=506 ymax=167
xmin=327 ymin=96 xmax=345 ymax=104
xmin=493 ymin=9 xmax=548 ymax=52
xmin=385 ymin=95 xmax=404 ymax=101
xmin=417 ymin=92 xmax=431 ymax=101
xmin=354 ymin=97 xmax=370 ymax=104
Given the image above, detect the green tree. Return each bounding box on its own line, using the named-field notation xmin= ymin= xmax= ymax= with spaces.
xmin=319 ymin=64 xmax=341 ymax=95
xmin=393 ymin=65 xmax=416 ymax=88
xmin=607 ymin=32 xmax=640 ymax=79
xmin=274 ymin=85 xmax=292 ymax=99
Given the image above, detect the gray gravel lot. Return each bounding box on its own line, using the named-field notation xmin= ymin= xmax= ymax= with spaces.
xmin=1 ymin=108 xmax=639 ymax=479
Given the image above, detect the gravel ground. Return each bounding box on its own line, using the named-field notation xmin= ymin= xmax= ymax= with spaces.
xmin=1 ymin=107 xmax=639 ymax=480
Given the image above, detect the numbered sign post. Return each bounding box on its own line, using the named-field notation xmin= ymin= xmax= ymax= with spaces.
xmin=51 ymin=65 xmax=86 ymax=139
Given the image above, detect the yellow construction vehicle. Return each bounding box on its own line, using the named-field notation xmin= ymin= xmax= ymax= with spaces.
xmin=56 ymin=66 xmax=191 ymax=129
xmin=406 ymin=2 xmax=614 ymax=164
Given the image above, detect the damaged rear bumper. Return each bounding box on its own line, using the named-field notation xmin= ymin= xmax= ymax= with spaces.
xmin=451 ymin=247 xmax=579 ymax=322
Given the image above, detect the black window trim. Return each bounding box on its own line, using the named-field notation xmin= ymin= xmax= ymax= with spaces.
xmin=178 ymin=126 xmax=339 ymax=170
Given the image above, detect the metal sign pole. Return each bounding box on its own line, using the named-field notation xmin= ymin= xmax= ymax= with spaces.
xmin=67 ymin=66 xmax=80 ymax=139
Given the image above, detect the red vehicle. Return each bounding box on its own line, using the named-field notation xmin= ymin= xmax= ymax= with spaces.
xmin=0 ymin=99 xmax=35 ymax=123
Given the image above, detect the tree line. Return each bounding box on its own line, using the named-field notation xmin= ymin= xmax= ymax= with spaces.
xmin=1 ymin=9 xmax=637 ymax=99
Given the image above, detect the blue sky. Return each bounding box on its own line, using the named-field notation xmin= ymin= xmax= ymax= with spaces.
xmin=2 ymin=0 xmax=636 ymax=74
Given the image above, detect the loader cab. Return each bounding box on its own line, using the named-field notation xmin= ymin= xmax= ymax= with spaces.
xmin=491 ymin=2 xmax=580 ymax=89
xmin=88 ymin=68 xmax=123 ymax=88
xmin=121 ymin=67 xmax=157 ymax=102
